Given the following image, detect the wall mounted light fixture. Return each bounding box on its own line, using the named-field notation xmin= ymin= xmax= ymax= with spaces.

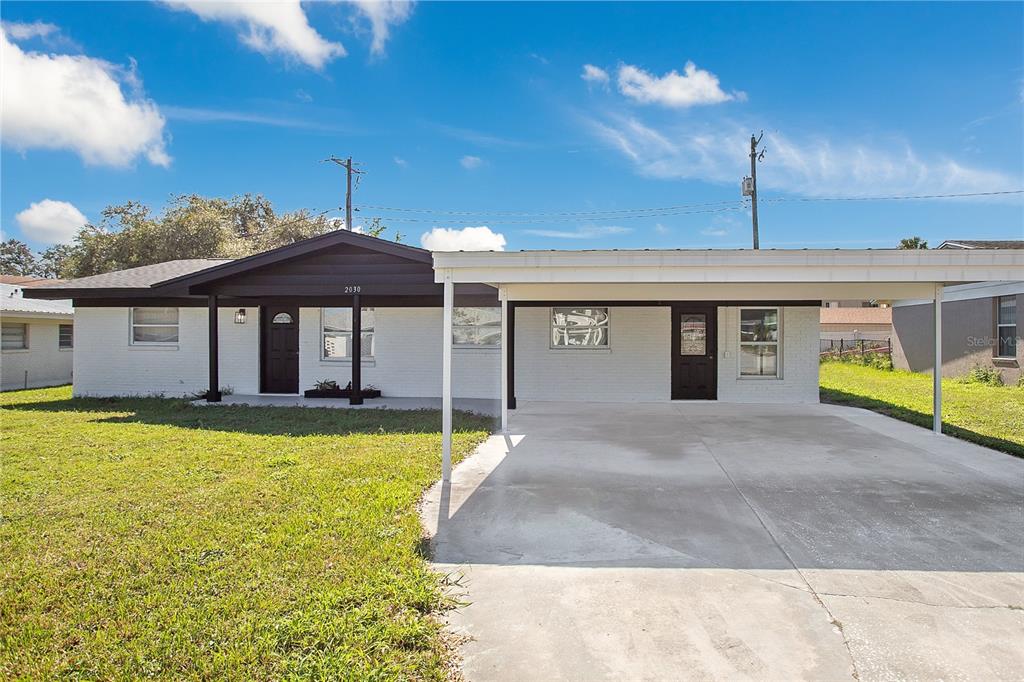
xmin=234 ymin=308 xmax=246 ymax=324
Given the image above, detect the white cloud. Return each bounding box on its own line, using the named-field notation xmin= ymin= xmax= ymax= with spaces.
xmin=348 ymin=0 xmax=414 ymax=56
xmin=162 ymin=105 xmax=347 ymax=132
xmin=420 ymin=226 xmax=506 ymax=251
xmin=164 ymin=0 xmax=345 ymax=68
xmin=700 ymin=227 xmax=728 ymax=237
xmin=581 ymin=64 xmax=609 ymax=87
xmin=588 ymin=115 xmax=1022 ymax=197
xmin=393 ymin=156 xmax=408 ymax=167
xmin=523 ymin=225 xmax=632 ymax=240
xmin=15 ymin=199 xmax=89 ymax=244
xmin=1 ymin=21 xmax=59 ymax=40
xmin=460 ymin=155 xmax=483 ymax=170
xmin=654 ymin=223 xmax=670 ymax=234
xmin=617 ymin=62 xmax=743 ymax=108
xmin=1 ymin=28 xmax=170 ymax=167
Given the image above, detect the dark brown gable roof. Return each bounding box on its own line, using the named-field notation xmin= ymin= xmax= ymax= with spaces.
xmin=159 ymin=229 xmax=431 ymax=290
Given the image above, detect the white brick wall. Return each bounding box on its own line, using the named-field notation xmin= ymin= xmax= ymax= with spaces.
xmin=299 ymin=307 xmax=500 ymax=399
xmin=716 ymin=306 xmax=820 ymax=403
xmin=71 ymin=304 xmax=819 ymax=404
xmin=1 ymin=318 xmax=74 ymax=390
xmin=72 ymin=307 xmax=259 ymax=397
xmin=514 ymin=306 xmax=671 ymax=402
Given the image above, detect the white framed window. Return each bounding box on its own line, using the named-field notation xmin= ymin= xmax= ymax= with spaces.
xmin=131 ymin=307 xmax=179 ymax=344
xmin=739 ymin=308 xmax=780 ymax=377
xmin=996 ymin=296 xmax=1016 ymax=358
xmin=59 ymin=324 xmax=73 ymax=349
xmin=2 ymin=323 xmax=27 ymax=350
xmin=550 ymin=307 xmax=609 ymax=349
xmin=322 ymin=307 xmax=374 ymax=360
xmin=453 ymin=307 xmax=501 ymax=347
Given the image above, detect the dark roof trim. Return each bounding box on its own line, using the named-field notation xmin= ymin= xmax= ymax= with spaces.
xmin=158 ymin=229 xmax=431 ymax=290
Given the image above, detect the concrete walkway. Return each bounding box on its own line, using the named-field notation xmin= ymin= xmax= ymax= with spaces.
xmin=421 ymin=401 xmax=1024 ymax=681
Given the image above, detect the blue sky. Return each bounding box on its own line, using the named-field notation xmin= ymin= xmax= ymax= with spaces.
xmin=2 ymin=1 xmax=1022 ymax=252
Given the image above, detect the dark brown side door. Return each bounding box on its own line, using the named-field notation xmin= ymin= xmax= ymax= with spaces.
xmin=671 ymin=306 xmax=717 ymax=400
xmin=261 ymin=306 xmax=299 ymax=394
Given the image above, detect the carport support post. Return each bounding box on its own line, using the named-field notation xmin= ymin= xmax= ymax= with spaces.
xmin=207 ymin=295 xmax=221 ymax=403
xmin=500 ymin=289 xmax=508 ymax=432
xmin=933 ymin=283 xmax=942 ymax=434
xmin=350 ymin=294 xmax=363 ymax=405
xmin=441 ymin=272 xmax=454 ymax=482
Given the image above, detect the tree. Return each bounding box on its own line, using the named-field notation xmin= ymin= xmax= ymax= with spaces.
xmin=0 ymin=239 xmax=37 ymax=276
xmin=35 ymin=244 xmax=77 ymax=279
xmin=898 ymin=236 xmax=928 ymax=249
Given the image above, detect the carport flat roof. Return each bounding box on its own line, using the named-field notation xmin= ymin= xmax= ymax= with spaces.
xmin=433 ymin=248 xmax=1024 ymax=303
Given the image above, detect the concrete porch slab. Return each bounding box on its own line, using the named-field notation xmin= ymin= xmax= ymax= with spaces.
xmin=193 ymin=394 xmax=500 ymax=416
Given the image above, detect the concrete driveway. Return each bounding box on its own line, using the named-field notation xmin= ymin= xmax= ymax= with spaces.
xmin=421 ymin=401 xmax=1024 ymax=681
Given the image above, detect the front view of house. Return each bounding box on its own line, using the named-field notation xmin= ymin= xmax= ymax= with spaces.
xmin=24 ymin=232 xmax=1024 ymax=427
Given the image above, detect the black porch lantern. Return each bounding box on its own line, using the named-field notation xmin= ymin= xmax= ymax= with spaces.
xmin=234 ymin=308 xmax=246 ymax=324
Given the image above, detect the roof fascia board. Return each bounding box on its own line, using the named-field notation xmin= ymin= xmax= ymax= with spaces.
xmin=503 ymin=281 xmax=938 ymax=302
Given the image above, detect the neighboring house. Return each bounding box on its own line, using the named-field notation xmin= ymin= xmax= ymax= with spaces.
xmin=820 ymin=306 xmax=893 ymax=350
xmin=889 ymin=239 xmax=1023 ymax=384
xmin=1 ymin=281 xmax=74 ymax=391
xmin=22 ymin=231 xmax=1023 ymax=419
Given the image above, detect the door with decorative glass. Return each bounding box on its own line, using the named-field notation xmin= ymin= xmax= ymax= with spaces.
xmin=671 ymin=306 xmax=717 ymax=399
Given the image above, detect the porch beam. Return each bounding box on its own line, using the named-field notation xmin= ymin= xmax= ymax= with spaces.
xmin=350 ymin=294 xmax=363 ymax=405
xmin=207 ymin=295 xmax=221 ymax=402
xmin=507 ymin=303 xmax=516 ymax=410
xmin=441 ymin=272 xmax=454 ymax=482
xmin=933 ymin=283 xmax=942 ymax=434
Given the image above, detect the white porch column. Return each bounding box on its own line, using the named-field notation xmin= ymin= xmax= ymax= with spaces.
xmin=441 ymin=271 xmax=454 ymax=482
xmin=500 ymin=288 xmax=508 ymax=433
xmin=933 ymin=282 xmax=943 ymax=434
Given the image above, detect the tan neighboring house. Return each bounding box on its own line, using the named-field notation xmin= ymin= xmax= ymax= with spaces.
xmin=1 ymin=278 xmax=74 ymax=391
xmin=891 ymin=240 xmax=1022 ymax=384
xmin=820 ymin=306 xmax=892 ymax=336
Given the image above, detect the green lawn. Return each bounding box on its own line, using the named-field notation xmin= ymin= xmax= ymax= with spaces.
xmin=0 ymin=386 xmax=493 ymax=680
xmin=819 ymin=362 xmax=1024 ymax=457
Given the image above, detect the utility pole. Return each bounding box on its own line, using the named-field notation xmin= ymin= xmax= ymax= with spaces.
xmin=323 ymin=156 xmax=362 ymax=230
xmin=742 ymin=133 xmax=766 ymax=249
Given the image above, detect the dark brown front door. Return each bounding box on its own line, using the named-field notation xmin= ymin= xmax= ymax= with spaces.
xmin=671 ymin=306 xmax=717 ymax=400
xmin=261 ymin=306 xmax=299 ymax=394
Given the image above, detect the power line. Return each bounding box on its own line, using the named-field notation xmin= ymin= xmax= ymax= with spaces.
xmin=353 ymin=189 xmax=1021 ymax=224
xmin=358 ymin=199 xmax=744 ymax=218
xmin=359 ymin=204 xmax=751 ymax=225
xmin=760 ymin=189 xmax=1024 ymax=203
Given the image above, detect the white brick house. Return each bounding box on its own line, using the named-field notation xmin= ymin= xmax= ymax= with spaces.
xmin=22 ymin=229 xmax=1024 ymax=462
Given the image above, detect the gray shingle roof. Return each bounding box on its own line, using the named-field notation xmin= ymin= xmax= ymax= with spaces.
xmin=26 ymin=259 xmax=232 ymax=291
xmin=937 ymin=240 xmax=1024 ymax=250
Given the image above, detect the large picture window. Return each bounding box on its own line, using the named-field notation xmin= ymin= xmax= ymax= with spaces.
xmin=453 ymin=307 xmax=501 ymax=347
xmin=2 ymin=323 xmax=27 ymax=350
xmin=131 ymin=307 xmax=179 ymax=344
xmin=739 ymin=308 xmax=780 ymax=377
xmin=322 ymin=308 xmax=375 ymax=360
xmin=997 ymin=296 xmax=1016 ymax=358
xmin=551 ymin=307 xmax=609 ymax=348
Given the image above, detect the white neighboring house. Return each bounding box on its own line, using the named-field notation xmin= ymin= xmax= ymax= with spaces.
xmin=1 ymin=280 xmax=74 ymax=391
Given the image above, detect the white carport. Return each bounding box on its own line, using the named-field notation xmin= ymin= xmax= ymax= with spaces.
xmin=433 ymin=248 xmax=1024 ymax=480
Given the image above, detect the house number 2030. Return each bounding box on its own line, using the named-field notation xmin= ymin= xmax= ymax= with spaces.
xmin=344 ymin=286 xmax=362 ymax=294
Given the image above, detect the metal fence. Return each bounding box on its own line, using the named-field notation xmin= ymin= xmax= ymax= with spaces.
xmin=820 ymin=336 xmax=892 ymax=356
